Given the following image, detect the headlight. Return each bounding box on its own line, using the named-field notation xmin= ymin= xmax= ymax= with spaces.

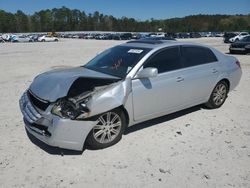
xmin=51 ymin=98 xmax=90 ymax=120
xmin=51 ymin=103 xmax=63 ymax=117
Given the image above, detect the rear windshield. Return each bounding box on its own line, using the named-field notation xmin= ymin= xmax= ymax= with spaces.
xmin=84 ymin=46 xmax=151 ymax=78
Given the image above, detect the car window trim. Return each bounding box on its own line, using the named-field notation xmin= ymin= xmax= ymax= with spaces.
xmin=133 ymin=45 xmax=183 ymax=78
xmin=180 ymin=45 xmax=218 ymax=68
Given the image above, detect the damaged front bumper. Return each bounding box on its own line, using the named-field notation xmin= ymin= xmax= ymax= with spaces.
xmin=19 ymin=92 xmax=96 ymax=151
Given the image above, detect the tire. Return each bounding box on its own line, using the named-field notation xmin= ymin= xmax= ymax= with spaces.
xmin=55 ymin=39 xmax=58 ymax=42
xmin=42 ymin=39 xmax=45 ymax=42
xmin=86 ymin=108 xmax=126 ymax=149
xmin=205 ymin=81 xmax=229 ymax=109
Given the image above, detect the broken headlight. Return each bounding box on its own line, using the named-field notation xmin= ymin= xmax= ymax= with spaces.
xmin=51 ymin=98 xmax=90 ymax=120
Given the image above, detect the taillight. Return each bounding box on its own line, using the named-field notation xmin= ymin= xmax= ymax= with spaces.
xmin=235 ymin=60 xmax=241 ymax=69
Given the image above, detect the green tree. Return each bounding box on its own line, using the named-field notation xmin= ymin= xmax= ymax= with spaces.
xmin=0 ymin=7 xmax=249 ymax=33
xmin=15 ymin=10 xmax=29 ymax=32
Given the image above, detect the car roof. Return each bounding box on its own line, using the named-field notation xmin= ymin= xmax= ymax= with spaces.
xmin=120 ymin=40 xmax=209 ymax=50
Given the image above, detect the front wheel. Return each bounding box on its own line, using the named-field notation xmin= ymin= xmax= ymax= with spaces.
xmin=205 ymin=81 xmax=229 ymax=109
xmin=86 ymin=109 xmax=126 ymax=149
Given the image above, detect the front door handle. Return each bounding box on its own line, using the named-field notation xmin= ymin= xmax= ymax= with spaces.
xmin=176 ymin=77 xmax=184 ymax=82
xmin=212 ymin=69 xmax=218 ymax=73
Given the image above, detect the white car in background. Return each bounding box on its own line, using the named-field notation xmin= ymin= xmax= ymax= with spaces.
xmin=1 ymin=34 xmax=11 ymax=41
xmin=229 ymin=32 xmax=249 ymax=43
xmin=38 ymin=35 xmax=59 ymax=42
xmin=12 ymin=35 xmax=33 ymax=42
xmin=0 ymin=36 xmax=4 ymax=43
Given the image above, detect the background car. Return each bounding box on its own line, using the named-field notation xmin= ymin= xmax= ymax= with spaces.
xmin=0 ymin=36 xmax=5 ymax=43
xmin=140 ymin=36 xmax=176 ymax=41
xmin=113 ymin=33 xmax=132 ymax=40
xmin=229 ymin=35 xmax=250 ymax=54
xmin=1 ymin=34 xmax=11 ymax=42
xmin=84 ymin=34 xmax=94 ymax=39
xmin=102 ymin=33 xmax=114 ymax=40
xmin=148 ymin=33 xmax=165 ymax=37
xmin=29 ymin=34 xmax=43 ymax=42
xmin=223 ymin=32 xmax=237 ymax=43
xmin=11 ymin=35 xmax=33 ymax=42
xmin=176 ymin=32 xmax=190 ymax=38
xmin=38 ymin=35 xmax=59 ymax=42
xmin=229 ymin=32 xmax=249 ymax=43
xmin=131 ymin=33 xmax=142 ymax=39
xmin=190 ymin=32 xmax=202 ymax=38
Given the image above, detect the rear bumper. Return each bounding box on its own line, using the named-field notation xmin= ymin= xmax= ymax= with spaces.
xmin=19 ymin=92 xmax=96 ymax=151
xmin=228 ymin=67 xmax=242 ymax=92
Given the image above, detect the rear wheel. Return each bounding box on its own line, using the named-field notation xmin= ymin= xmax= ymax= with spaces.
xmin=205 ymin=81 xmax=229 ymax=109
xmin=86 ymin=109 xmax=126 ymax=149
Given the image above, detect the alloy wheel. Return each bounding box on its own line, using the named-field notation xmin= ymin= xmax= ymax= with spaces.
xmin=93 ymin=112 xmax=122 ymax=144
xmin=212 ymin=83 xmax=227 ymax=106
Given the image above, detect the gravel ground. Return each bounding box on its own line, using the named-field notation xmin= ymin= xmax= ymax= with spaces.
xmin=0 ymin=38 xmax=249 ymax=188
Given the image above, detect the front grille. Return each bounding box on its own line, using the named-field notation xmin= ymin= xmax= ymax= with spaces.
xmin=28 ymin=90 xmax=50 ymax=111
xmin=19 ymin=92 xmax=42 ymax=123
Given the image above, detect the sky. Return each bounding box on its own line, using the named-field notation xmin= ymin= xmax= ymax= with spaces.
xmin=0 ymin=0 xmax=249 ymax=20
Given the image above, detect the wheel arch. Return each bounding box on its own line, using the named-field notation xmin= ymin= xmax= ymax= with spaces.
xmin=117 ymin=105 xmax=130 ymax=129
xmin=219 ymin=78 xmax=230 ymax=91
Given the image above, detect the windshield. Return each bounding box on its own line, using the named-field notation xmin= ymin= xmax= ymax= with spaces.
xmin=84 ymin=46 xmax=151 ymax=78
xmin=240 ymin=36 xmax=250 ymax=42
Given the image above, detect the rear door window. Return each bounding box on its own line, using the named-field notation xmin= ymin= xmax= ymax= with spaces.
xmin=181 ymin=46 xmax=217 ymax=67
xmin=144 ymin=46 xmax=182 ymax=74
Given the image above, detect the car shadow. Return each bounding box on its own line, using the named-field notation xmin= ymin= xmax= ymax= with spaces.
xmin=26 ymin=104 xmax=203 ymax=155
xmin=26 ymin=130 xmax=85 ymax=155
xmin=124 ymin=105 xmax=203 ymax=135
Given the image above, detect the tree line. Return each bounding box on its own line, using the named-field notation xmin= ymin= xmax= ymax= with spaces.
xmin=0 ymin=7 xmax=249 ymax=33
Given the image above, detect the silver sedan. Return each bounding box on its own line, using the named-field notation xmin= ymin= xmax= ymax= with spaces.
xmin=20 ymin=40 xmax=242 ymax=150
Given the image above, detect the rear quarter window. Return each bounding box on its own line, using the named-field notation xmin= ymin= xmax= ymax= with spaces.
xmin=181 ymin=46 xmax=218 ymax=67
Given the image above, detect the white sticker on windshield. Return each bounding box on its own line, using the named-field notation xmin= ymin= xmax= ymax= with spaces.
xmin=128 ymin=49 xmax=143 ymax=54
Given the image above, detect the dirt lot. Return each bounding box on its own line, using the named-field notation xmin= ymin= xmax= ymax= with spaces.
xmin=0 ymin=38 xmax=249 ymax=188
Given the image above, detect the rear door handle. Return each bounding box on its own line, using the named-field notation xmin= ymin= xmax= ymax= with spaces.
xmin=212 ymin=69 xmax=218 ymax=73
xmin=176 ymin=77 xmax=184 ymax=82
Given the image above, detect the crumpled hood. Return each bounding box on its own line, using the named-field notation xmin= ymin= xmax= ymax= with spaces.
xmin=29 ymin=67 xmax=120 ymax=102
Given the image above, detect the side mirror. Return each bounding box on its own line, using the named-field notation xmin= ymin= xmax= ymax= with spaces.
xmin=136 ymin=67 xmax=158 ymax=79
